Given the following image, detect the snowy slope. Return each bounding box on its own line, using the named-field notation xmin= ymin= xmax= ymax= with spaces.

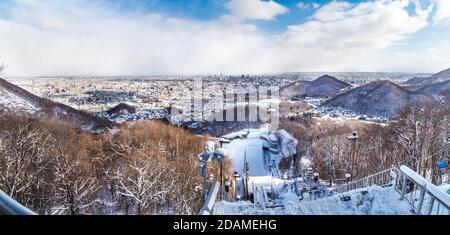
xmin=404 ymin=68 xmax=450 ymax=85
xmin=222 ymin=128 xmax=297 ymax=177
xmin=0 ymin=77 xmax=114 ymax=130
xmin=222 ymin=129 xmax=273 ymax=177
xmin=0 ymin=88 xmax=38 ymax=112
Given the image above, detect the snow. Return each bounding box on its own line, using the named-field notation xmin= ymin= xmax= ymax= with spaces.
xmin=213 ymin=185 xmax=412 ymax=215
xmin=222 ymin=128 xmax=298 ymax=178
xmin=400 ymin=165 xmax=428 ymax=187
xmin=426 ymin=184 xmax=450 ymax=207
xmin=222 ymin=130 xmax=250 ymax=140
xmin=97 ymin=108 xmax=168 ymax=123
xmin=0 ymin=88 xmax=37 ymax=112
xmin=223 ymin=129 xmax=272 ymax=177
xmin=277 ymin=129 xmax=297 ymax=158
xmin=280 ymin=189 xmax=300 ymax=204
xmin=225 ymin=133 xmax=266 ymax=176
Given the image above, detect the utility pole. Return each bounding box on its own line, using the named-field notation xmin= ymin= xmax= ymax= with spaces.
xmin=347 ymin=131 xmax=358 ymax=183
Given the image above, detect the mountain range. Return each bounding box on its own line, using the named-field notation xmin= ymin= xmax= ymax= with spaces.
xmin=404 ymin=68 xmax=450 ymax=86
xmin=322 ymin=80 xmax=436 ymax=118
xmin=281 ymin=75 xmax=352 ymax=99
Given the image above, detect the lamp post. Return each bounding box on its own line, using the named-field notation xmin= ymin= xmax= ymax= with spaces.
xmin=347 ymin=131 xmax=358 ymax=183
xmin=197 ymin=141 xmax=228 ymax=202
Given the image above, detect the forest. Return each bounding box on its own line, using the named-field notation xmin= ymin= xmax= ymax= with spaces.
xmin=0 ymin=110 xmax=229 ymax=215
xmin=281 ymin=103 xmax=450 ymax=186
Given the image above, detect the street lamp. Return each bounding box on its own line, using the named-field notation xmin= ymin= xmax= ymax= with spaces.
xmin=197 ymin=140 xmax=229 ymax=201
xmin=347 ymin=131 xmax=358 ymax=182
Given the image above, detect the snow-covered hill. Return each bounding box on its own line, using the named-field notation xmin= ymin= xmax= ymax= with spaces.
xmin=282 ymin=75 xmax=352 ymax=99
xmin=322 ymin=80 xmax=435 ymax=118
xmin=0 ymin=77 xmax=114 ymax=131
xmin=404 ymin=68 xmax=450 ymax=86
xmin=0 ymin=86 xmax=38 ymax=112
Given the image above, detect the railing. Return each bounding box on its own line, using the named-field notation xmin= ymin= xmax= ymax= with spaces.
xmin=0 ymin=190 xmax=37 ymax=215
xmin=333 ymin=167 xmax=400 ymax=194
xmin=424 ymin=184 xmax=450 ymax=215
xmin=399 ymin=165 xmax=429 ymax=214
xmin=398 ymin=165 xmax=450 ymax=215
xmin=333 ymin=165 xmax=450 ymax=215
xmin=198 ymin=180 xmax=220 ymax=215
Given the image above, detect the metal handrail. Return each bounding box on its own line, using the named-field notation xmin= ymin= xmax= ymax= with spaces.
xmin=333 ymin=167 xmax=400 ymax=194
xmin=424 ymin=184 xmax=450 ymax=215
xmin=198 ymin=180 xmax=220 ymax=215
xmin=0 ymin=190 xmax=37 ymax=215
xmin=333 ymin=165 xmax=450 ymax=215
xmin=399 ymin=165 xmax=429 ymax=214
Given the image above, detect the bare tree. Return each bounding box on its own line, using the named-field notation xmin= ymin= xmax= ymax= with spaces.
xmin=51 ymin=151 xmax=99 ymax=215
xmin=0 ymin=122 xmax=56 ymax=212
xmin=114 ymin=156 xmax=174 ymax=215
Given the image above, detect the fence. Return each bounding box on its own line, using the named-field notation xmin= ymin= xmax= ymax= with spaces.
xmin=333 ymin=167 xmax=400 ymax=194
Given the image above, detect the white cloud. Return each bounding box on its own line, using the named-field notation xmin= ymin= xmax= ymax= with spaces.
xmin=0 ymin=0 xmax=447 ymax=76
xmin=284 ymin=0 xmax=431 ymax=50
xmin=0 ymin=0 xmax=283 ymax=76
xmin=297 ymin=2 xmax=321 ymax=10
xmin=225 ymin=0 xmax=289 ymax=20
xmin=433 ymin=0 xmax=450 ymax=25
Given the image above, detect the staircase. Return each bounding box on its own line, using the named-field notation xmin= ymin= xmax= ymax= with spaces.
xmin=332 ymin=167 xmax=401 ymax=194
xmin=209 ymin=165 xmax=450 ymax=215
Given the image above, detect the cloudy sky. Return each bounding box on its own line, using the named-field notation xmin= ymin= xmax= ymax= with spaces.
xmin=0 ymin=0 xmax=449 ymax=76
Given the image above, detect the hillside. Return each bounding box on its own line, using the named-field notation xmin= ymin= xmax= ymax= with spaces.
xmin=282 ymin=75 xmax=352 ymax=99
xmin=418 ymin=80 xmax=450 ymax=105
xmin=322 ymin=80 xmax=435 ymax=118
xmin=0 ymin=77 xmax=114 ymax=130
xmin=404 ymin=68 xmax=450 ymax=86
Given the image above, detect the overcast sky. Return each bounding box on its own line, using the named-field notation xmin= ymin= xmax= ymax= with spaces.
xmin=0 ymin=0 xmax=449 ymax=76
